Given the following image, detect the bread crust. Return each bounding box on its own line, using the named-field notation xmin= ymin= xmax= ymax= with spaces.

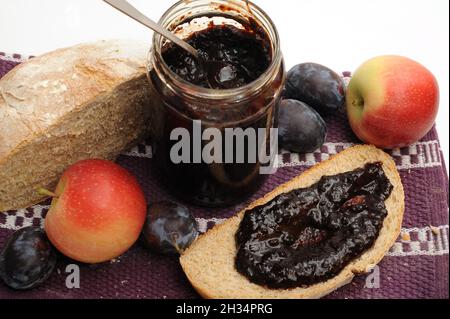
xmin=0 ymin=40 xmax=151 ymax=211
xmin=180 ymin=145 xmax=405 ymax=299
xmin=0 ymin=39 xmax=148 ymax=160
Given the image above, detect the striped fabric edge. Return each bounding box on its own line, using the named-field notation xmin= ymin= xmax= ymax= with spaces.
xmin=1 ymin=53 xmax=447 ymax=258
xmin=0 ymin=52 xmax=33 ymax=63
xmin=195 ymin=219 xmax=449 ymax=258
xmin=1 ymin=207 xmax=448 ymax=258
xmin=122 ymin=140 xmax=443 ymax=171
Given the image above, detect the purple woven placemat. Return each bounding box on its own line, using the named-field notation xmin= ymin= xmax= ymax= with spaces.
xmin=0 ymin=52 xmax=448 ymax=299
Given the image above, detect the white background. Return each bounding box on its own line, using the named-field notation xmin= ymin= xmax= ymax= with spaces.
xmin=0 ymin=0 xmax=448 ymax=170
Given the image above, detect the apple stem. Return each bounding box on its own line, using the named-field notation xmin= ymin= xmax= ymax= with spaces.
xmin=38 ymin=188 xmax=58 ymax=198
xmin=352 ymin=96 xmax=365 ymax=109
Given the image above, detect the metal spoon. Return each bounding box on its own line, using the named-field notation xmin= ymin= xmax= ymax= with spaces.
xmin=103 ymin=0 xmax=238 ymax=89
xmin=103 ymin=0 xmax=199 ymax=58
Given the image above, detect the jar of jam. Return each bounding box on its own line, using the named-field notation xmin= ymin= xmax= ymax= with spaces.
xmin=147 ymin=0 xmax=285 ymax=207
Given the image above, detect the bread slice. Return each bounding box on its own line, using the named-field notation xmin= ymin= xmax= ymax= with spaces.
xmin=0 ymin=40 xmax=154 ymax=211
xmin=180 ymin=145 xmax=405 ymax=299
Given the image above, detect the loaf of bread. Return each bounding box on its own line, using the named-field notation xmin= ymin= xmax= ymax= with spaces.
xmin=0 ymin=40 xmax=152 ymax=211
xmin=180 ymin=145 xmax=405 ymax=299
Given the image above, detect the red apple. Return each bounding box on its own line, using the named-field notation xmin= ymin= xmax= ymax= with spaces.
xmin=346 ymin=55 xmax=439 ymax=149
xmin=44 ymin=159 xmax=147 ymax=264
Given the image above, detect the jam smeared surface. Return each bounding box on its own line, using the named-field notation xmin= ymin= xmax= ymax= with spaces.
xmin=162 ymin=24 xmax=272 ymax=89
xmin=235 ymin=162 xmax=393 ymax=289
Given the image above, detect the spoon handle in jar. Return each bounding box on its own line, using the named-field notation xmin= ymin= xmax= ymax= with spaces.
xmin=102 ymin=0 xmax=199 ymax=58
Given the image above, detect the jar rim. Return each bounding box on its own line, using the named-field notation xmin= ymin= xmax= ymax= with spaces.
xmin=148 ymin=0 xmax=282 ymax=102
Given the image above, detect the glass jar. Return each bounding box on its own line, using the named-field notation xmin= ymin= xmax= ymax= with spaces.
xmin=147 ymin=0 xmax=285 ymax=207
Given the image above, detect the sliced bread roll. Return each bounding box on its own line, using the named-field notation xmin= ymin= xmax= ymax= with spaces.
xmin=180 ymin=145 xmax=405 ymax=299
xmin=0 ymin=40 xmax=153 ymax=211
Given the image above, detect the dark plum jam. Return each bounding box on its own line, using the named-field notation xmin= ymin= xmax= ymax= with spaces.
xmin=148 ymin=18 xmax=285 ymax=207
xmin=235 ymin=162 xmax=393 ymax=289
xmin=162 ymin=24 xmax=272 ymax=89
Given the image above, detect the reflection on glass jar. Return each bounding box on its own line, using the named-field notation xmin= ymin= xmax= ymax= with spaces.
xmin=147 ymin=0 xmax=285 ymax=207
